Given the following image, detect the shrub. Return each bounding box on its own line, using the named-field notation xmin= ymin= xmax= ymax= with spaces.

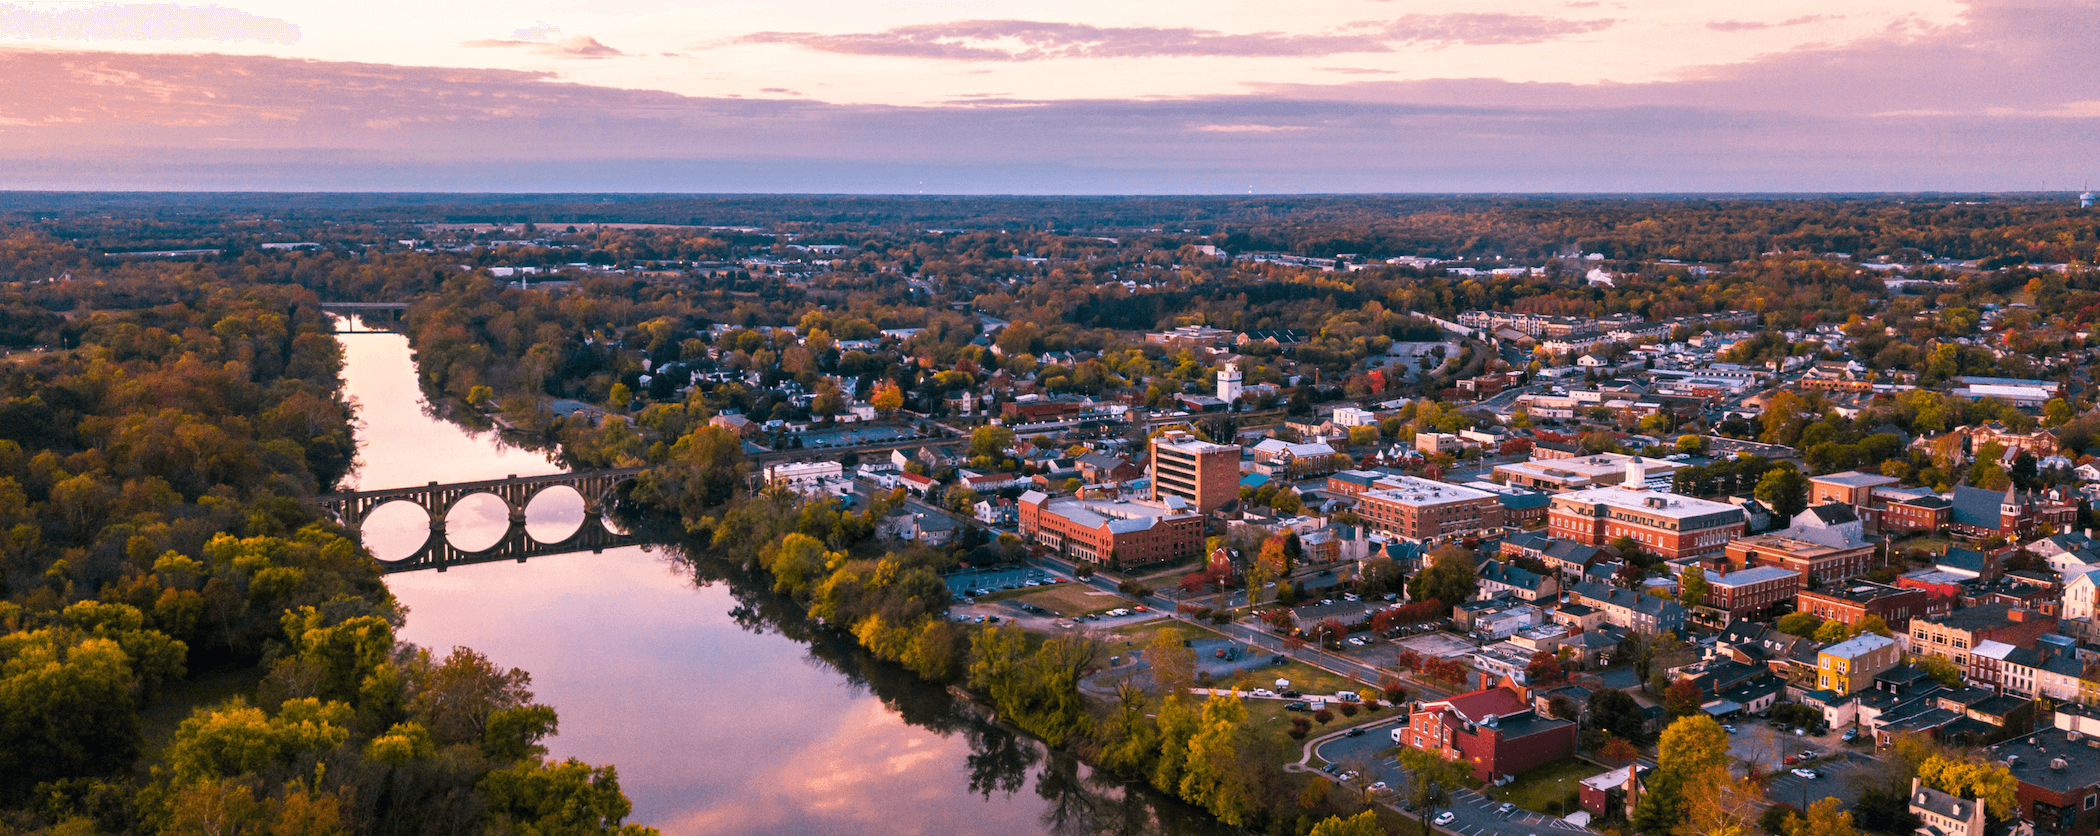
xmin=1313 ymin=709 xmax=1334 ymax=724
xmin=1287 ymin=727 xmax=1308 ymax=740
xmin=1337 ymin=702 xmax=1359 ymax=718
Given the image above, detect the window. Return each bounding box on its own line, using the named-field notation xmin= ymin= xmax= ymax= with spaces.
xmin=2085 ymin=795 xmax=2096 ymax=811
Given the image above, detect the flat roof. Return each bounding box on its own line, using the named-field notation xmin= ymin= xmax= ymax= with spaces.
xmin=1555 ymin=485 xmax=1743 ymax=520
xmin=1361 ymin=476 xmax=1499 ymax=507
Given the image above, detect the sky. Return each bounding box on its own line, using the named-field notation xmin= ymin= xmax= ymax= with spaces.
xmin=0 ymin=0 xmax=2096 ymax=193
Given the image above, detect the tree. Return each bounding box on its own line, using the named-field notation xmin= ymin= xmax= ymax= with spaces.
xmin=478 ymin=758 xmax=654 ymax=836
xmin=1308 ymin=810 xmax=1384 ymax=836
xmin=1634 ymin=715 xmax=1731 ymax=833
xmin=1912 ymin=654 xmax=1963 ymax=687
xmin=1397 ymin=748 xmax=1472 ymax=836
xmin=1588 ymin=688 xmax=1647 ymax=742
xmin=1525 ymin=650 xmax=1566 ymax=685
xmin=1179 ymin=695 xmax=1258 ymax=826
xmin=1917 ymin=755 xmax=2019 ymax=820
xmin=1756 ymin=464 xmax=1810 ymax=521
xmin=1784 ymin=797 xmax=1858 ymax=836
xmin=1601 ymin=736 xmax=1641 ymax=765
xmin=1664 ymin=680 xmax=1706 ymax=717
xmin=1683 ymin=765 xmax=1768 ymax=836
xmin=1775 ymin=612 xmax=1823 ymax=638
xmin=1679 ymin=568 xmax=1710 ymax=609
xmin=870 ymin=379 xmax=905 ymax=416
xmin=1409 ymin=545 xmax=1478 ymax=606
xmin=1148 ymin=627 xmax=1198 ymax=696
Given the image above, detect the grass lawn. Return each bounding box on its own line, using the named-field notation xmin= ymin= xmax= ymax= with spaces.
xmin=1217 ymin=660 xmax=1365 ymax=699
xmin=1484 ymin=757 xmax=1600 ymax=815
xmin=1244 ymin=697 xmax=1400 ymax=752
xmin=1102 ymin=619 xmax=1225 ymax=647
xmin=1019 ymin=583 xmax=1131 ymax=616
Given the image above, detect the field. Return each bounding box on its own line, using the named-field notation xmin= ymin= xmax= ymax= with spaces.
xmin=1018 ymin=583 xmax=1133 ymax=616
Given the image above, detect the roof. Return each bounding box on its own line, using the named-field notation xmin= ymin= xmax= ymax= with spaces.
xmin=1950 ymin=486 xmax=2010 ymax=531
xmin=1433 ymin=686 xmax=1530 ymax=724
xmin=1804 ymin=503 xmax=1860 ymax=526
xmin=1820 ymin=632 xmax=1896 ymax=660
xmin=1991 ymin=729 xmax=2100 ymax=795
xmin=1480 ymin=561 xmax=1550 ymax=592
xmin=1705 ymin=566 xmax=1802 ymax=588
xmin=1939 ymin=547 xmax=1992 ymax=574
xmin=1812 ymin=471 xmax=1901 ymax=488
xmin=1911 ymin=784 xmax=1978 ymax=823
xmin=1934 ymin=602 xmax=2021 ymax=632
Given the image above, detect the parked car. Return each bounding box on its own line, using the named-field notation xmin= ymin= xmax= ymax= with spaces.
xmin=1842 ymin=729 xmax=1859 ymax=742
xmin=1435 ymin=812 xmax=1457 ymax=826
xmin=1368 ymin=781 xmax=1390 ymax=793
xmin=1722 ymin=724 xmax=1737 ymax=734
xmin=1498 ymin=803 xmax=1516 ymax=816
xmin=1339 ymin=771 xmax=1359 ymax=783
xmin=1280 ymin=689 xmax=1302 ymax=698
xmin=1791 ymin=768 xmax=1819 ymax=780
xmin=1322 ymin=763 xmax=1339 ymax=774
xmin=1251 ymin=688 xmax=1276 ymax=698
xmin=1345 ymin=728 xmax=1365 ymax=737
xmin=1285 ymin=701 xmax=1311 ymax=712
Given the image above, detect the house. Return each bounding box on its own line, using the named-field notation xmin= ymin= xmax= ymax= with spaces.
xmin=1797 ymin=581 xmax=1930 ymax=631
xmin=1568 ymin=579 xmax=1688 ymax=635
xmin=1392 ymin=685 xmax=1577 ymax=783
xmin=1477 ymin=561 xmax=1560 ymax=603
xmin=1908 ymin=603 xmax=2058 ymax=680
xmin=1910 ymin=779 xmax=1987 ymax=836
xmin=1699 ymin=566 xmax=1804 ymax=621
xmin=1818 ymin=633 xmax=1901 ymax=695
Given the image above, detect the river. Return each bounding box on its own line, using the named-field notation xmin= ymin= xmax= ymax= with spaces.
xmin=334 ymin=328 xmax=1228 ymax=836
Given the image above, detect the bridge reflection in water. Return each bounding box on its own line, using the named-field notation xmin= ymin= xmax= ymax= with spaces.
xmin=317 ymin=468 xmax=647 ymax=573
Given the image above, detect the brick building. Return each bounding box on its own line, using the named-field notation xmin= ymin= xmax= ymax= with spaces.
xmin=1357 ymin=477 xmax=1507 ymax=543
xmin=1795 ymin=581 xmax=1929 ymax=631
xmin=1547 ymin=459 xmax=1744 ymax=561
xmin=1725 ymin=515 xmax=1879 ymax=586
xmin=1700 ymin=566 xmax=1804 ymax=621
xmin=1017 ymin=491 xmax=1203 ymax=567
xmin=1149 ymin=431 xmax=1241 ymax=514
xmin=1906 ymin=603 xmax=2058 ymax=679
xmin=1393 ymin=685 xmax=1577 ymax=783
xmin=1990 ymin=724 xmax=2100 ymax=835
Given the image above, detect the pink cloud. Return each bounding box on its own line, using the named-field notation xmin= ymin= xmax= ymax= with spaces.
xmin=464 ymin=35 xmax=625 ymax=58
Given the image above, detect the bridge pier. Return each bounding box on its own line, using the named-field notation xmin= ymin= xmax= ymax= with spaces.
xmin=315 ymin=467 xmax=649 ymax=573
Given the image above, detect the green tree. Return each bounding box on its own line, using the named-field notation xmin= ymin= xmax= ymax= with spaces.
xmin=1679 ymin=568 xmax=1710 ymax=609
xmin=1917 ymin=755 xmax=2018 ymax=819
xmin=1398 ymin=748 xmax=1472 ymax=836
xmin=1309 ymin=810 xmax=1385 ymax=836
xmin=1775 ymin=612 xmax=1824 ymax=638
xmin=1756 ymin=465 xmax=1810 ymax=520
xmin=1409 ymin=545 xmax=1478 ymax=606
xmin=1178 ymin=695 xmax=1256 ymax=826
xmin=0 ymin=630 xmax=141 ymax=799
xmin=479 ymin=758 xmax=659 ymax=835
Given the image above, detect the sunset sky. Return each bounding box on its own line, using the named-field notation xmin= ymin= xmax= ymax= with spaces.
xmin=1 ymin=0 xmax=2095 ymax=192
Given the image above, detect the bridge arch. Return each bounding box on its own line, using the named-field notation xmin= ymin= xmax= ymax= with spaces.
xmin=317 ymin=467 xmax=648 ymax=572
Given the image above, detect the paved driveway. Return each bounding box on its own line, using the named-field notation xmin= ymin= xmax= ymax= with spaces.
xmin=1762 ymin=751 xmax=1875 ymax=811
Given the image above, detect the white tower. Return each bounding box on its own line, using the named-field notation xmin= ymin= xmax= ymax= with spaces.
xmin=1624 ymin=455 xmax=1646 ymax=489
xmin=1217 ymin=362 xmax=1243 ymax=403
xmin=2083 ymin=190 xmax=2095 ymax=209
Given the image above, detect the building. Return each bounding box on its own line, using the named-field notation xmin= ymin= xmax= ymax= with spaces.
xmin=1493 ymin=452 xmax=1687 ymax=492
xmin=1249 ymin=438 xmax=1349 ymax=477
xmin=1547 ymin=459 xmax=1745 ymax=561
xmin=1393 ymin=685 xmax=1578 ymax=783
xmin=1149 ymin=430 xmax=1241 ymax=514
xmin=1811 ymin=470 xmax=1903 ymax=508
xmin=1994 ymin=634 xmax=2088 ymax=702
xmin=1580 ymin=764 xmax=1649 ymax=821
xmin=1331 ymin=406 xmax=1377 ymax=428
xmin=1356 ymin=477 xmax=1507 ymax=543
xmin=1949 ymin=484 xmax=2080 ymax=541
xmin=1477 ymin=561 xmax=1559 ymax=603
xmin=1701 ymin=566 xmax=1804 ymax=621
xmin=1500 ymin=533 xmax=1611 ymax=577
xmin=1568 ymin=579 xmax=1688 ymax=635
xmin=1988 ymin=724 xmax=2100 ymax=835
xmin=1017 ymin=491 xmax=1204 ymax=567
xmin=763 ymin=459 xmax=843 ymax=488
xmin=1908 ymin=603 xmax=2058 ymax=678
xmin=1725 ymin=505 xmax=1879 ymax=585
xmin=1796 ymin=582 xmax=1930 ymax=631
xmin=1817 ymin=633 xmax=1901 ymax=694
xmin=1910 ymin=777 xmax=1987 ymax=836
xmin=1216 ymin=362 xmax=1243 ymax=403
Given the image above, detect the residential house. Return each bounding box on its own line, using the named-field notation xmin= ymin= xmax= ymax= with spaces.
xmin=1393 ymin=685 xmax=1578 ymax=783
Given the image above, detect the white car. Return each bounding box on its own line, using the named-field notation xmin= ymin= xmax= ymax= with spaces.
xmin=1338 ymin=771 xmax=1359 ymax=783
xmin=1251 ymin=688 xmax=1277 ymax=698
xmin=1434 ymin=812 xmax=1457 ymax=826
xmin=1497 ymin=802 xmax=1516 ymax=816
xmin=1791 ymin=768 xmax=1819 ymax=780
xmin=1368 ymin=781 xmax=1390 ymax=794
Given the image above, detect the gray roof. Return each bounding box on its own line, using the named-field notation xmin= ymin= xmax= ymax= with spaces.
xmin=1992 ymin=729 xmax=2100 ymax=795
xmin=1949 ymin=486 xmax=2008 ymax=531
xmin=1911 ymin=784 xmax=1977 ymax=823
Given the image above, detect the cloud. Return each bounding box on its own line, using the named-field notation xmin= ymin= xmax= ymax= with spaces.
xmin=736 ymin=14 xmax=1612 ymax=61
xmin=1383 ymin=13 xmax=1617 ymax=46
xmin=0 ymin=0 xmax=2095 ymax=193
xmin=1707 ymin=15 xmax=1834 ymax=32
xmin=512 ymin=21 xmax=559 ymax=40
xmin=0 ymin=2 xmax=298 ymax=43
xmin=464 ymin=35 xmax=624 ymax=58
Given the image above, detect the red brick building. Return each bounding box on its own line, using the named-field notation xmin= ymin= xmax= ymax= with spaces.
xmin=1149 ymin=430 xmax=1241 ymax=514
xmin=1700 ymin=566 xmax=1804 ymax=621
xmin=1547 ymin=477 xmax=1744 ymax=561
xmin=1393 ymin=686 xmax=1577 ymax=783
xmin=1017 ymin=491 xmax=1203 ymax=566
xmin=1795 ymin=581 xmax=1931 ymax=631
xmin=1356 ymin=477 xmax=1507 ymax=543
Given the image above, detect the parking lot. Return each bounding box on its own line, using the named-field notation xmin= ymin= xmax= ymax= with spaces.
xmin=1762 ymin=750 xmax=1875 ymax=811
xmin=1394 ymin=631 xmax=1480 ymax=659
xmin=1313 ymin=723 xmax=1594 ymax=836
xmin=943 ymin=566 xmax=1058 ymax=597
xmin=796 ymin=424 xmax=924 ymax=448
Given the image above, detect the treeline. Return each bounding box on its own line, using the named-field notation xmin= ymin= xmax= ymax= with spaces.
xmin=0 ymin=272 xmax=653 ymax=835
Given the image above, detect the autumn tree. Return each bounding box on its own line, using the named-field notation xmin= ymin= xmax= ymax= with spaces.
xmin=1635 ymin=715 xmax=1731 ymax=833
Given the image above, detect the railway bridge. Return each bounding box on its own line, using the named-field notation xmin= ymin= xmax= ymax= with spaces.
xmin=317 ymin=468 xmax=649 ymax=573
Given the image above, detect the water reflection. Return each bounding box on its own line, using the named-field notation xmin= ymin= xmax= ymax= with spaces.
xmin=345 ymin=328 xmax=1225 ymax=836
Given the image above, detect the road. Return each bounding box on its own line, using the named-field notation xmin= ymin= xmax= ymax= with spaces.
xmin=1313 ymin=722 xmax=1592 ymax=836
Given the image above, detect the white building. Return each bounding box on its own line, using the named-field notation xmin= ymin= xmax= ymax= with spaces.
xmin=1217 ymin=362 xmax=1244 ymax=403
xmin=765 ymin=460 xmax=843 ymax=488
xmin=1331 ymin=406 xmax=1377 ymax=428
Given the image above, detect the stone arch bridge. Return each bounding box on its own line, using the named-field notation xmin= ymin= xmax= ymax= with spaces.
xmin=317 ymin=468 xmax=649 ymax=573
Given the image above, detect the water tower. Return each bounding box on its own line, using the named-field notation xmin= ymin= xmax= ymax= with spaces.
xmin=1217 ymin=362 xmax=1243 ymax=403
xmin=2082 ymin=190 xmax=2095 ymax=209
